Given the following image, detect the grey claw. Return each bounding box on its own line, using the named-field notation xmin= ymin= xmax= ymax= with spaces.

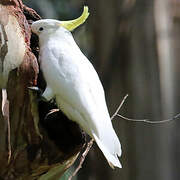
xmin=28 ymin=86 xmax=43 ymax=95
xmin=28 ymin=86 xmax=45 ymax=101
xmin=28 ymin=86 xmax=41 ymax=92
xmin=28 ymin=87 xmax=53 ymax=103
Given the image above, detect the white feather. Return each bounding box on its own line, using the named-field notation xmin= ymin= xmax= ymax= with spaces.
xmin=32 ymin=20 xmax=122 ymax=168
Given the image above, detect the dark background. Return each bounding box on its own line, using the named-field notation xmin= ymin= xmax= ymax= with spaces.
xmin=24 ymin=0 xmax=180 ymax=179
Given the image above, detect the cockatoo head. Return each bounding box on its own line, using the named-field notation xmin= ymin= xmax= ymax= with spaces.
xmin=31 ymin=6 xmax=89 ymax=36
xmin=31 ymin=19 xmax=61 ymax=35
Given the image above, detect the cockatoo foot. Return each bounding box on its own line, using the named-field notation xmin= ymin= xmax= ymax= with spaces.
xmin=28 ymin=86 xmax=47 ymax=102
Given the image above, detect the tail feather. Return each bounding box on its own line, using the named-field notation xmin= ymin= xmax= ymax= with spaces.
xmin=92 ymin=132 xmax=122 ymax=168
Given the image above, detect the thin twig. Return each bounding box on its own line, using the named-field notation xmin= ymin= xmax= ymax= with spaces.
xmin=111 ymin=94 xmax=128 ymax=120
xmin=108 ymin=93 xmax=180 ymax=124
xmin=117 ymin=113 xmax=180 ymax=124
xmin=68 ymin=139 xmax=94 ymax=180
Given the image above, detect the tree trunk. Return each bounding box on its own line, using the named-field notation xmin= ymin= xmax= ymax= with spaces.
xmin=0 ymin=1 xmax=85 ymax=179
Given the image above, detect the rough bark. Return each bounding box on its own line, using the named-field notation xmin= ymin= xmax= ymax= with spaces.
xmin=0 ymin=0 xmax=85 ymax=179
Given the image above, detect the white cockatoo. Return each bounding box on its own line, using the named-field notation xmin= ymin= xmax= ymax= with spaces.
xmin=31 ymin=6 xmax=122 ymax=168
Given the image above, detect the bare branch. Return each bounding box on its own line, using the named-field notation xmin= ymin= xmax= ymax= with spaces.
xmin=111 ymin=94 xmax=129 ymax=120
xmin=68 ymin=139 xmax=94 ymax=180
xmin=115 ymin=94 xmax=180 ymax=124
xmin=111 ymin=94 xmax=179 ymax=123
xmin=117 ymin=113 xmax=180 ymax=124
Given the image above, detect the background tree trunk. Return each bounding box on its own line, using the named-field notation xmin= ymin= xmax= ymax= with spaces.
xmin=0 ymin=1 xmax=85 ymax=179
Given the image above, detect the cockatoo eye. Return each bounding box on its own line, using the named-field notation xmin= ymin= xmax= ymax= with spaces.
xmin=39 ymin=27 xmax=44 ymax=31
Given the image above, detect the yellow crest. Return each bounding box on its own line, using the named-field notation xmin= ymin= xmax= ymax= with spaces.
xmin=60 ymin=6 xmax=89 ymax=31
